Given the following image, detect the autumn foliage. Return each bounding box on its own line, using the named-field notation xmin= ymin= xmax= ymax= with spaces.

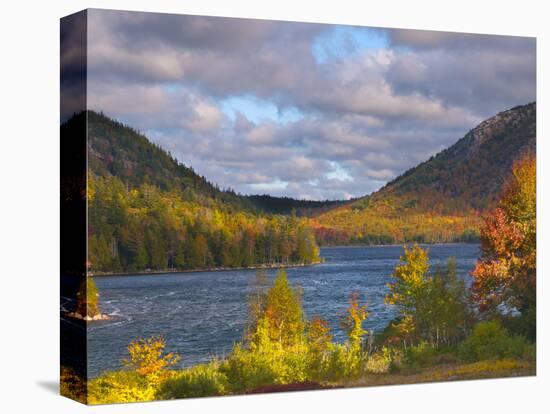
xmin=340 ymin=292 xmax=369 ymax=348
xmin=123 ymin=336 xmax=180 ymax=381
xmin=384 ymin=244 xmax=471 ymax=347
xmin=471 ymin=153 xmax=536 ymax=335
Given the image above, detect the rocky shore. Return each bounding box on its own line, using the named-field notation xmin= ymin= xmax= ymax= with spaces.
xmin=66 ymin=311 xmax=111 ymax=322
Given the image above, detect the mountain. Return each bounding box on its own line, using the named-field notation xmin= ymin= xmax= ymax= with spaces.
xmin=86 ymin=110 xmax=252 ymax=212
xmin=86 ymin=111 xmax=339 ymax=215
xmin=314 ymin=102 xmax=536 ymax=245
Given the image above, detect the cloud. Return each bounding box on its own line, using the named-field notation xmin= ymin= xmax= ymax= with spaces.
xmin=84 ymin=9 xmax=536 ymax=200
xmin=386 ymin=28 xmax=534 ymax=52
xmin=88 ymin=83 xmax=224 ymax=133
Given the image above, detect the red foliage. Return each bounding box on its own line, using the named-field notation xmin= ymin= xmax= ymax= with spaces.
xmin=471 ymin=153 xmax=536 ymax=314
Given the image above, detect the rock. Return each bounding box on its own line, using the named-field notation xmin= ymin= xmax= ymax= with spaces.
xmin=64 ymin=310 xmax=110 ymax=321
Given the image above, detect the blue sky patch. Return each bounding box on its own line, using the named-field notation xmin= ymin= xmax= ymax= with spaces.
xmin=312 ymin=26 xmax=389 ymax=64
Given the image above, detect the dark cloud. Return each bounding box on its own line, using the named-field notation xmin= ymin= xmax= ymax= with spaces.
xmin=84 ymin=10 xmax=536 ymax=200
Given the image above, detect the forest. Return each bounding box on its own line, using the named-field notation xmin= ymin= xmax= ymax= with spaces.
xmin=88 ymin=173 xmax=320 ymax=273
xmin=313 ymin=202 xmax=482 ymax=246
xmin=84 ymin=110 xmax=323 ymax=273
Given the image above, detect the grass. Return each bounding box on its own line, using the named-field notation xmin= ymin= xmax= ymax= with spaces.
xmin=346 ymin=359 xmax=535 ymax=388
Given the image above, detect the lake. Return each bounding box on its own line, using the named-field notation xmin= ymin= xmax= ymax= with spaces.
xmin=87 ymin=243 xmax=479 ymax=377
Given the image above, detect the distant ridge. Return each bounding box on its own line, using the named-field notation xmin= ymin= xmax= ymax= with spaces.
xmin=376 ymin=102 xmax=536 ymax=212
xmin=315 ymin=102 xmax=536 ymax=245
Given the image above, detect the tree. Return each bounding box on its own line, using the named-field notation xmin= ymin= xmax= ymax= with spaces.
xmin=471 ymin=153 xmax=536 ymax=338
xmin=340 ymin=292 xmax=368 ymax=349
xmin=241 ymin=228 xmax=256 ymax=267
xmin=260 ymin=269 xmax=304 ymax=346
xmin=189 ymin=234 xmax=209 ymax=268
xmin=385 ymin=244 xmax=470 ymax=346
xmin=174 ymin=242 xmax=186 ymax=269
xmin=75 ymin=276 xmax=100 ymax=318
xmin=429 ymin=258 xmax=471 ymax=345
xmin=385 ymin=244 xmax=430 ymax=322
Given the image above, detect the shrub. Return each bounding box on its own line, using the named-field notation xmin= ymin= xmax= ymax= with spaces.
xmin=324 ymin=343 xmax=363 ymax=382
xmin=157 ymin=363 xmax=228 ymax=399
xmin=88 ymin=370 xmax=158 ymax=404
xmin=220 ymin=341 xmax=310 ymax=393
xmin=404 ymin=341 xmax=437 ymax=368
xmin=458 ymin=320 xmax=531 ymax=362
xmin=220 ymin=344 xmax=277 ymax=392
xmin=88 ymin=335 xmax=181 ymax=404
xmin=366 ymin=347 xmax=394 ymax=374
xmin=123 ymin=336 xmax=180 ymax=384
xmin=500 ymin=311 xmax=537 ymax=341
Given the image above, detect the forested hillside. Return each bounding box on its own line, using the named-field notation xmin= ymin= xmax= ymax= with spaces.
xmin=314 ymin=103 xmax=536 ymax=245
xmin=87 ymin=111 xmax=252 ymax=212
xmin=76 ymin=111 xmax=321 ymax=273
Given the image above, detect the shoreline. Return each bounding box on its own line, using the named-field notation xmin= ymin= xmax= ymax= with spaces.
xmin=88 ymin=260 xmax=323 ymax=277
xmin=87 ymin=241 xmax=480 ymax=277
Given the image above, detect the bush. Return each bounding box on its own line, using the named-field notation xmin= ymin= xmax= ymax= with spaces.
xmin=220 ymin=342 xmax=310 ymax=393
xmin=500 ymin=311 xmax=537 ymax=342
xmin=324 ymin=343 xmax=364 ymax=382
xmin=404 ymin=341 xmax=437 ymax=368
xmin=220 ymin=344 xmax=277 ymax=392
xmin=88 ymin=335 xmax=181 ymax=404
xmin=458 ymin=320 xmax=531 ymax=362
xmin=123 ymin=336 xmax=180 ymax=385
xmin=157 ymin=363 xmax=228 ymax=399
xmin=366 ymin=347 xmax=394 ymax=374
xmin=88 ymin=370 xmax=158 ymax=404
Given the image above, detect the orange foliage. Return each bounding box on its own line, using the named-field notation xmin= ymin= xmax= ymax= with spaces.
xmin=471 ymin=153 xmax=536 ymax=316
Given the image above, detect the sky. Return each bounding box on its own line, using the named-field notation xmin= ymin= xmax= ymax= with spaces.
xmin=82 ymin=9 xmax=535 ymax=200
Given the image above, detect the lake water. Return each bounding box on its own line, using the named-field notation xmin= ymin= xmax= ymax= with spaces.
xmin=87 ymin=243 xmax=479 ymax=377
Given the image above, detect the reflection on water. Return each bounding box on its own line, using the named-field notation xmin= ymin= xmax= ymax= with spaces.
xmin=87 ymin=243 xmax=479 ymax=377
